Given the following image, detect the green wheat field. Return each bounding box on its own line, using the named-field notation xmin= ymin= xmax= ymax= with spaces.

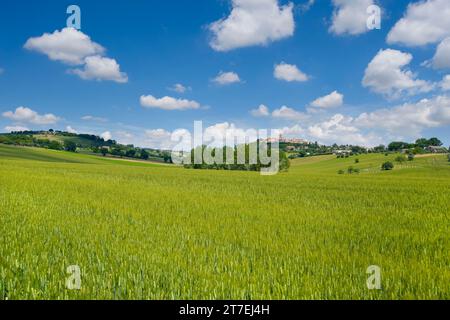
xmin=0 ymin=144 xmax=449 ymax=300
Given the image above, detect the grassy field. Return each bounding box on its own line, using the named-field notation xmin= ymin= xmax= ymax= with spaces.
xmin=0 ymin=144 xmax=449 ymax=300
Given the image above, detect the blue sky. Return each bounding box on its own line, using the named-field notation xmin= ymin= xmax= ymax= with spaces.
xmin=1 ymin=0 xmax=450 ymax=148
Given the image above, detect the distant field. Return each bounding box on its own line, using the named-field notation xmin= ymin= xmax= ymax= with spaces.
xmin=0 ymin=144 xmax=449 ymax=299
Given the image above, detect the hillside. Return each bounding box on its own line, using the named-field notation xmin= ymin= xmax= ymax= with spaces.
xmin=0 ymin=130 xmax=170 ymax=163
xmin=1 ymin=144 xmax=449 ymax=299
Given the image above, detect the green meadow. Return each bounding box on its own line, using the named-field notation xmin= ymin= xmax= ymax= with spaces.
xmin=0 ymin=144 xmax=449 ymax=300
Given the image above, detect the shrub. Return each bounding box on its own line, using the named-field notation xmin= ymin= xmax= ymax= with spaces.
xmin=382 ymin=161 xmax=394 ymax=171
xmin=64 ymin=140 xmax=77 ymax=152
xmin=347 ymin=166 xmax=355 ymax=174
xmin=355 ymin=158 xmax=360 ymax=164
xmin=338 ymin=169 xmax=345 ymax=175
xmin=395 ymin=155 xmax=407 ymax=163
xmin=408 ymin=154 xmax=415 ymax=161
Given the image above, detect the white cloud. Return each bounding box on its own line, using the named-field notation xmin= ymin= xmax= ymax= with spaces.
xmin=307 ymin=114 xmax=379 ymax=146
xmin=24 ymin=27 xmax=104 ymax=65
xmin=4 ymin=125 xmax=30 ymax=132
xmin=251 ymin=104 xmax=270 ymax=117
xmin=24 ymin=27 xmax=126 ymax=83
xmin=441 ymin=75 xmax=450 ymax=91
xmin=101 ymin=131 xmax=112 ymax=141
xmin=140 ymin=95 xmax=200 ymax=111
xmin=209 ymin=0 xmax=295 ymax=51
xmin=212 ymin=71 xmax=242 ymax=86
xmin=169 ymin=83 xmax=190 ymax=94
xmin=66 ymin=126 xmax=78 ymax=134
xmin=274 ymin=62 xmax=308 ymax=82
xmin=311 ymin=91 xmax=344 ymax=108
xmin=145 ymin=129 xmax=171 ymax=139
xmin=279 ymin=124 xmax=305 ymax=136
xmin=69 ymin=56 xmax=128 ymax=83
xmin=301 ymin=0 xmax=316 ymax=12
xmin=355 ymin=95 xmax=450 ymax=136
xmin=431 ymin=38 xmax=450 ymax=70
xmin=114 ymin=131 xmax=134 ymax=145
xmin=81 ymin=115 xmax=108 ymax=122
xmin=272 ymin=106 xmax=308 ymax=121
xmin=362 ymin=49 xmax=434 ymax=99
xmin=330 ymin=0 xmax=374 ymax=36
xmin=145 ymin=128 xmax=180 ymax=150
xmin=2 ymin=107 xmax=59 ymax=125
xmin=387 ymin=0 xmax=450 ymax=47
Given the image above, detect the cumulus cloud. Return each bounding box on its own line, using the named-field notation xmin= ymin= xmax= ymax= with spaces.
xmin=66 ymin=126 xmax=78 ymax=134
xmin=362 ymin=49 xmax=434 ymax=99
xmin=24 ymin=27 xmax=104 ymax=65
xmin=209 ymin=0 xmax=295 ymax=51
xmin=2 ymin=107 xmax=59 ymax=125
xmin=310 ymin=91 xmax=344 ymax=108
xmin=441 ymin=75 xmax=450 ymax=91
xmin=140 ymin=95 xmax=200 ymax=111
xmin=272 ymin=106 xmax=308 ymax=121
xmin=24 ymin=27 xmax=127 ymax=83
xmin=145 ymin=128 xmax=189 ymax=150
xmin=212 ymin=71 xmax=242 ymax=86
xmin=169 ymin=83 xmax=190 ymax=93
xmin=274 ymin=62 xmax=308 ymax=82
xmin=101 ymin=131 xmax=112 ymax=141
xmin=69 ymin=56 xmax=128 ymax=83
xmin=307 ymin=114 xmax=379 ymax=146
xmin=387 ymin=0 xmax=450 ymax=46
xmin=355 ymin=95 xmax=450 ymax=136
xmin=431 ymin=38 xmax=450 ymax=70
xmin=250 ymin=104 xmax=270 ymax=117
xmin=4 ymin=125 xmax=30 ymax=132
xmin=330 ymin=0 xmax=375 ymax=36
xmin=278 ymin=124 xmax=305 ymax=136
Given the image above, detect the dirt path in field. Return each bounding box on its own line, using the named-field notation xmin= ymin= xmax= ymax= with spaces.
xmin=415 ymin=153 xmax=447 ymax=158
xmin=105 ymin=156 xmax=173 ymax=166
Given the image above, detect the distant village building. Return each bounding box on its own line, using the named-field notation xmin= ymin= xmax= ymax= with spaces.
xmin=333 ymin=150 xmax=352 ymax=155
xmin=426 ymin=146 xmax=448 ymax=153
xmin=265 ymin=136 xmax=309 ymax=144
xmin=285 ymin=146 xmax=296 ymax=152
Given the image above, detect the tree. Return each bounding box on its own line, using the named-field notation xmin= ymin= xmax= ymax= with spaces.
xmin=427 ymin=137 xmax=443 ymax=147
xmin=125 ymin=149 xmax=136 ymax=158
xmin=101 ymin=148 xmax=108 ymax=157
xmin=381 ymin=161 xmax=394 ymax=171
xmin=388 ymin=141 xmax=409 ymax=151
xmin=373 ymin=145 xmax=386 ymax=153
xmin=64 ymin=140 xmax=77 ymax=152
xmin=48 ymin=140 xmax=63 ymax=150
xmin=415 ymin=138 xmax=429 ymax=148
xmin=140 ymin=149 xmax=149 ymax=160
xmin=163 ymin=152 xmax=172 ymax=163
xmin=111 ymin=148 xmax=124 ymax=157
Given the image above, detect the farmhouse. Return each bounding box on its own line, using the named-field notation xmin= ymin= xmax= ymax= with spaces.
xmin=426 ymin=146 xmax=448 ymax=153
